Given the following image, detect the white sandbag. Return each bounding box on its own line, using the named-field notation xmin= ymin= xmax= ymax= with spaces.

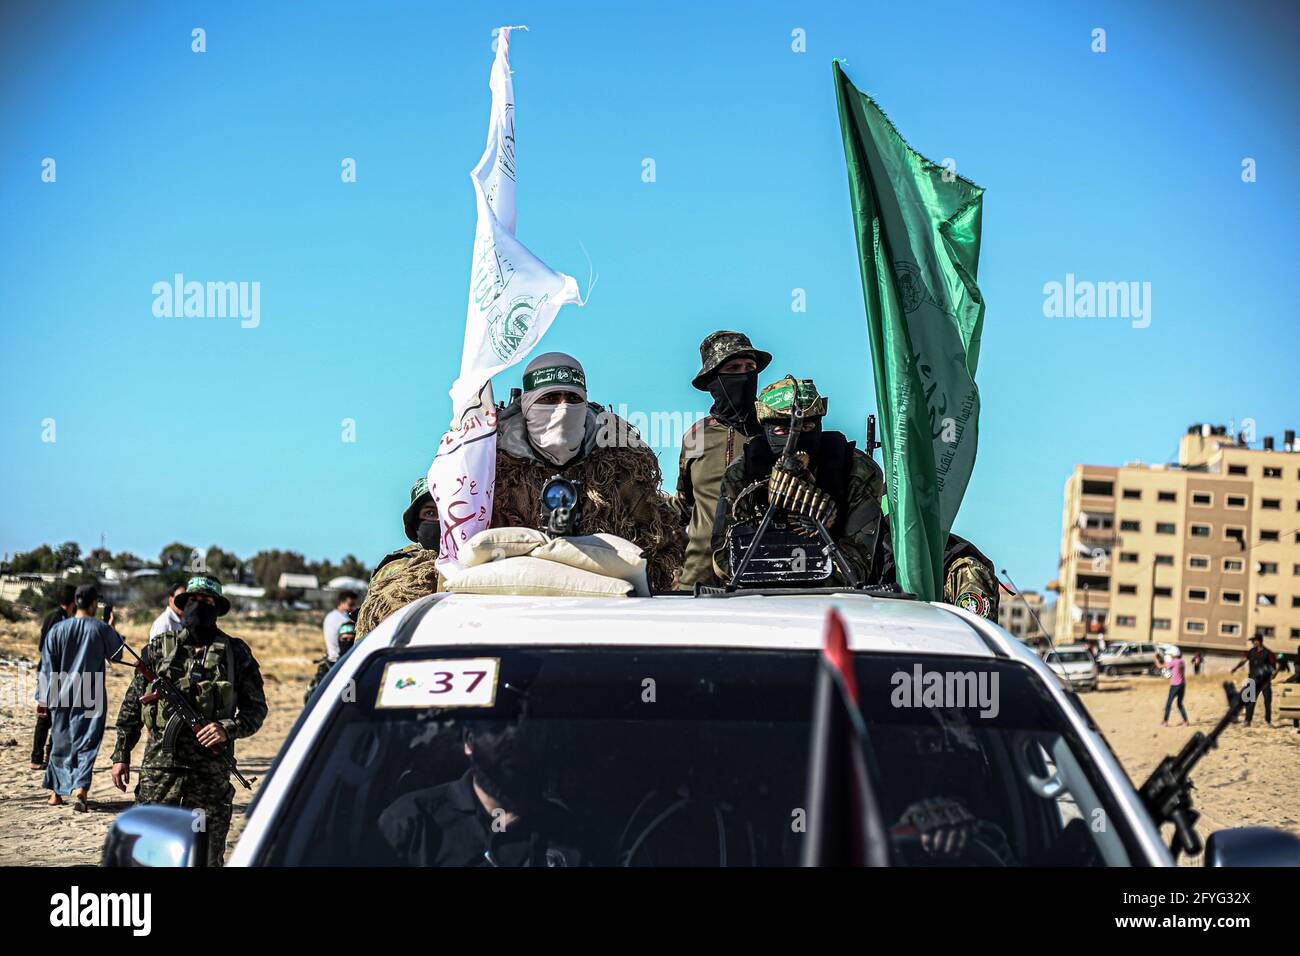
xmin=531 ymin=533 xmax=650 ymax=596
xmin=461 ymin=527 xmax=551 ymax=567
xmin=443 ymin=556 xmax=633 ymax=598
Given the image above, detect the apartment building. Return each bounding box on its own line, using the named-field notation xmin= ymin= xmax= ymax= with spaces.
xmin=1056 ymin=424 xmax=1300 ymax=669
xmin=998 ymin=589 xmax=1054 ymax=644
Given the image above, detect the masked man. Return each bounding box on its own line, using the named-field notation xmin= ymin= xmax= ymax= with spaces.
xmin=488 ymin=351 xmax=683 ymax=591
xmin=712 ymin=376 xmax=885 ymax=587
xmin=675 ymin=330 xmax=772 ymax=590
xmin=111 ymin=575 xmax=266 ymax=867
xmin=305 ymin=621 xmax=356 ymax=704
xmin=356 ymin=476 xmax=439 ymax=636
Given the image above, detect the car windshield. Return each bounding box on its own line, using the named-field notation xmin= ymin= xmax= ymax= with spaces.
xmin=1050 ymin=649 xmax=1093 ymax=664
xmin=262 ymin=648 xmax=1144 ymax=867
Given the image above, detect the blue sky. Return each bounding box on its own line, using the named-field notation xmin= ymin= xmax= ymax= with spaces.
xmin=2 ymin=0 xmax=1296 ymax=592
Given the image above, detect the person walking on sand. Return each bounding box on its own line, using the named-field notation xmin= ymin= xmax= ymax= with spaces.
xmin=36 ymin=584 xmax=125 ymax=811
xmin=1232 ymin=633 xmax=1278 ymax=726
xmin=1159 ymin=646 xmax=1188 ymax=727
xmin=30 ymin=584 xmax=77 ymax=770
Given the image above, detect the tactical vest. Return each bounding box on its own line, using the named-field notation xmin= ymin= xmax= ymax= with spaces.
xmin=141 ymin=631 xmax=237 ymax=730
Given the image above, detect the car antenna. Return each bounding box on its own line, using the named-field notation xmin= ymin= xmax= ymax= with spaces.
xmin=999 ymin=569 xmax=1060 ymax=659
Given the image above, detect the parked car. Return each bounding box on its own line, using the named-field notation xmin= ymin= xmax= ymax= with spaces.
xmin=1096 ymin=641 xmax=1161 ymax=677
xmin=1043 ymin=645 xmax=1099 ymax=692
xmin=102 ymin=591 xmax=1300 ymax=867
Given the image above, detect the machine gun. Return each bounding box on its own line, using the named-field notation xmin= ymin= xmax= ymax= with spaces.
xmin=1138 ymin=680 xmax=1244 ymax=860
xmin=727 ymin=400 xmax=863 ymax=590
xmin=119 ymin=639 xmax=254 ymax=790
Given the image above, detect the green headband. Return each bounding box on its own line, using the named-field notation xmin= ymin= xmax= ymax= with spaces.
xmin=524 ymin=365 xmax=586 ymax=393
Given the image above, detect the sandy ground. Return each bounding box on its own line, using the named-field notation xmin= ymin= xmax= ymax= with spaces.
xmin=0 ymin=614 xmax=321 ymax=866
xmin=1 ymin=614 xmax=1295 ymax=866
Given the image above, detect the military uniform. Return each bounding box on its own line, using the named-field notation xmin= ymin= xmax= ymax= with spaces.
xmin=676 ymin=417 xmax=755 ymax=589
xmin=676 ymin=330 xmax=772 ymax=590
xmin=305 ymin=622 xmax=355 ymax=704
xmin=111 ymin=577 xmax=266 ymax=867
xmin=712 ymin=429 xmax=886 ymax=586
xmin=712 ymin=376 xmax=886 ymax=586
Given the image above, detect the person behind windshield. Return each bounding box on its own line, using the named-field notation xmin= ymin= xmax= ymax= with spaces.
xmin=378 ymin=717 xmax=588 ymax=867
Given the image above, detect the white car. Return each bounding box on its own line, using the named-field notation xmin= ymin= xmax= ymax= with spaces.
xmin=102 ymin=590 xmax=1300 ymax=867
xmin=1043 ymin=645 xmax=1099 ymax=692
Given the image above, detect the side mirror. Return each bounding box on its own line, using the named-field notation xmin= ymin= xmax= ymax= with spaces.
xmin=102 ymin=805 xmax=208 ymax=867
xmin=1205 ymin=826 xmax=1300 ymax=867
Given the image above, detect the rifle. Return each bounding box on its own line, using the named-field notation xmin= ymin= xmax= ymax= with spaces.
xmin=119 ymin=638 xmax=253 ymax=790
xmin=728 ymin=401 xmax=862 ymax=590
xmin=1138 ymin=680 xmax=1244 ymax=860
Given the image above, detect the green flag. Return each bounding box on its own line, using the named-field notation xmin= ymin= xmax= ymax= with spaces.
xmin=833 ymin=61 xmax=986 ymax=602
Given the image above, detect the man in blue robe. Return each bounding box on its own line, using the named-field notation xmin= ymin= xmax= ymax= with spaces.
xmin=37 ymin=584 xmax=124 ymax=811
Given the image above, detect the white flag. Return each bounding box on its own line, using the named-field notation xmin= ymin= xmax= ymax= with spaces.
xmin=428 ymin=26 xmax=581 ymax=575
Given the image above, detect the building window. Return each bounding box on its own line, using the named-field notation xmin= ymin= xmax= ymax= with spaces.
xmin=1221 ymin=622 xmax=1241 ymax=637
xmin=1185 ymin=620 xmax=1206 ymax=633
xmin=1154 ymin=586 xmax=1173 ymax=598
xmin=1076 ymin=574 xmax=1110 ymax=590
xmin=1187 ymin=555 xmax=1210 ymax=570
xmin=1187 ymin=587 xmax=1208 ymax=602
xmin=1155 ymin=554 xmax=1174 ymax=566
xmin=1083 ymin=514 xmax=1113 ymax=530
xmin=1191 ymin=492 xmax=1212 ymax=507
xmin=1152 ymin=618 xmax=1171 ymax=630
xmin=1118 ymin=584 xmax=1138 ymax=595
xmin=1224 ymin=558 xmax=1245 ymax=573
xmin=1259 ymin=562 xmax=1278 ymax=575
xmin=1223 ymin=526 xmax=1245 ymax=544
xmin=1122 ymin=489 xmax=1141 ymax=500
xmin=1260 ymin=529 xmax=1279 ymax=542
xmin=1115 ymin=615 xmax=1136 ymax=627
xmin=1292 ymin=596 xmax=1300 ymax=609
xmin=1119 ymin=552 xmax=1139 ymax=563
xmin=1257 ymin=593 xmax=1277 ymax=607
xmin=1294 ymin=564 xmax=1300 ymax=575
xmin=1262 ymin=498 xmax=1281 ymax=510
xmin=1156 ymin=522 xmax=1176 ymax=534
xmin=1221 ymin=590 xmax=1243 ymax=605
xmin=1292 ymin=628 xmax=1300 ymax=640
xmin=1257 ymin=626 xmax=1275 ymax=637
xmin=1263 ymin=466 xmax=1281 ymax=479
xmin=1228 ymin=464 xmax=1248 ymax=476
xmin=1157 ymin=490 xmax=1176 ymax=502
xmin=1190 ymin=524 xmax=1211 ymax=538
xmin=1011 ymin=607 xmax=1023 ymax=618
xmin=1226 ymin=495 xmax=1247 ymax=508
xmin=1082 ymin=479 xmax=1114 ymax=496
xmin=1120 ymin=519 xmax=1140 ymax=532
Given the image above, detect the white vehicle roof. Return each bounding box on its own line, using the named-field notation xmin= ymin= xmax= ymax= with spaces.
xmin=392 ymin=592 xmax=997 ymax=658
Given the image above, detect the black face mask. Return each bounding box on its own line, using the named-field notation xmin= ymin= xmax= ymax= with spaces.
xmin=182 ymin=601 xmax=219 ymax=639
xmin=764 ymin=419 xmax=822 ymax=467
xmin=416 ymin=518 xmax=441 ymax=552
xmin=707 ymin=372 xmax=758 ymax=429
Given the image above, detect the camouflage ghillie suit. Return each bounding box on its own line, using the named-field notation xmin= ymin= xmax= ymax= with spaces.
xmin=712 ymin=432 xmax=886 ymax=586
xmin=491 ymin=398 xmax=683 ymax=591
xmin=112 ymin=627 xmax=266 ymax=867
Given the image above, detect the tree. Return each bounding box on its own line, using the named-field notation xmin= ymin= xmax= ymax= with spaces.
xmin=86 ymin=547 xmax=113 ymax=569
xmin=54 ymin=541 xmax=82 ymax=571
xmin=159 ymin=542 xmax=196 ymax=572
xmin=203 ymin=545 xmax=242 ymax=582
xmin=248 ymin=549 xmax=308 ymax=602
xmin=337 ymin=554 xmax=368 ymax=580
xmin=7 ymin=545 xmax=56 ymax=573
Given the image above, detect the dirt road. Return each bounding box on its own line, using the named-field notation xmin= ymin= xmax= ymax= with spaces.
xmin=1 ymin=616 xmax=1295 ymax=866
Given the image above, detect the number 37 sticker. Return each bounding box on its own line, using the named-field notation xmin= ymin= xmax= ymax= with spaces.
xmin=376 ymin=658 xmax=501 ymax=709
